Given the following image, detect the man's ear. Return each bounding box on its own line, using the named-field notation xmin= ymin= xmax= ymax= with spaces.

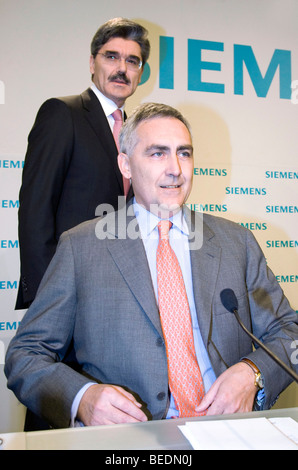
xmin=117 ymin=153 xmax=131 ymax=179
xmin=89 ymin=55 xmax=95 ymax=74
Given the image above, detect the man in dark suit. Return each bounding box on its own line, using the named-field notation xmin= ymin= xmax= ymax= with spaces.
xmin=16 ymin=17 xmax=150 ymax=310
xmin=5 ymin=103 xmax=298 ymax=429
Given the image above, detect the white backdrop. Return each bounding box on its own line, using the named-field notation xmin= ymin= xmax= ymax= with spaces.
xmin=0 ymin=0 xmax=297 ymax=432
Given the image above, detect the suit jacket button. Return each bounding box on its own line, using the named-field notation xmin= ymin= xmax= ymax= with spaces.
xmin=156 ymin=337 xmax=163 ymax=347
xmin=157 ymin=392 xmax=166 ymax=401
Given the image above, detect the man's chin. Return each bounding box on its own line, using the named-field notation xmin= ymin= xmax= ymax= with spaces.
xmin=151 ymin=203 xmax=182 ymax=219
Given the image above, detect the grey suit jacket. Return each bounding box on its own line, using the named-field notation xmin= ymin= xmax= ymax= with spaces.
xmin=5 ymin=206 xmax=298 ymax=428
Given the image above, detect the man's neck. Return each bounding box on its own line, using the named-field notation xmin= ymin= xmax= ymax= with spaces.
xmin=90 ymin=83 xmax=125 ymax=112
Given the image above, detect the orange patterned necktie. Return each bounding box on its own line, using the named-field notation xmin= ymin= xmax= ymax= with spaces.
xmin=156 ymin=220 xmax=205 ymax=417
xmin=112 ymin=109 xmax=130 ymax=196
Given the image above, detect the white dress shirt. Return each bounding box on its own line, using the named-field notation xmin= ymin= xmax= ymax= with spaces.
xmin=90 ymin=83 xmax=124 ymax=130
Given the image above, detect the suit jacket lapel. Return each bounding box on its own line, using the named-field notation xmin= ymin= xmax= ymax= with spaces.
xmin=81 ymin=88 xmax=123 ymax=190
xmin=105 ymin=208 xmax=163 ymax=337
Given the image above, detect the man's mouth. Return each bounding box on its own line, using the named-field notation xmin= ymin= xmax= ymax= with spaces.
xmin=160 ymin=184 xmax=181 ymax=189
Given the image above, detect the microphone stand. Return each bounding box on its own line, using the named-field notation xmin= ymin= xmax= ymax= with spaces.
xmin=232 ymin=307 xmax=298 ymax=383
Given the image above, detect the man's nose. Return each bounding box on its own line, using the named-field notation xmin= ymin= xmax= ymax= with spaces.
xmin=117 ymin=57 xmax=128 ymax=72
xmin=166 ymin=154 xmax=182 ymax=176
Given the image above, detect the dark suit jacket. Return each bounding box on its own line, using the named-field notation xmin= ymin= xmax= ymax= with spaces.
xmin=16 ymin=87 xmax=129 ymax=309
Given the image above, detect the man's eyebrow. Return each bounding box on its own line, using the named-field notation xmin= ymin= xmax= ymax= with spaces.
xmin=145 ymin=144 xmax=193 ymax=154
xmin=104 ymin=50 xmax=141 ymax=60
xmin=102 ymin=49 xmax=118 ymax=54
xmin=145 ymin=145 xmax=170 ymax=153
xmin=177 ymin=145 xmax=193 ymax=154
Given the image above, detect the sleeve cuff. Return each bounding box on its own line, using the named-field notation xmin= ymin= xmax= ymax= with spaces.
xmin=70 ymin=382 xmax=96 ymax=427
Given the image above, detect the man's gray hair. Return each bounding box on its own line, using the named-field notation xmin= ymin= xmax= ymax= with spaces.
xmin=119 ymin=102 xmax=192 ymax=155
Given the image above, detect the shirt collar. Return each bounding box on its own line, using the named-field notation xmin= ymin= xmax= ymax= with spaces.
xmin=90 ymin=83 xmax=124 ymax=117
xmin=133 ymin=199 xmax=189 ymax=238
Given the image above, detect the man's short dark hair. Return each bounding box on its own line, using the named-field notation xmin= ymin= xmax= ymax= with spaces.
xmin=91 ymin=17 xmax=150 ymax=66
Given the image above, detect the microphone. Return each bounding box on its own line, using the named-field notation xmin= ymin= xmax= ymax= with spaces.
xmin=220 ymin=288 xmax=298 ymax=383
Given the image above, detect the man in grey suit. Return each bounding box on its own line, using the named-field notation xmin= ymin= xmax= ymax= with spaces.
xmin=5 ymin=103 xmax=298 ymax=429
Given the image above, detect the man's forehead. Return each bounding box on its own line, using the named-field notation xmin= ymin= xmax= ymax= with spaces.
xmin=135 ymin=116 xmax=192 ymax=141
xmin=138 ymin=115 xmax=189 ymax=129
xmin=100 ymin=37 xmax=141 ymax=54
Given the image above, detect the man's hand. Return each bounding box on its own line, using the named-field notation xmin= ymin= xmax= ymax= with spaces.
xmin=77 ymin=384 xmax=148 ymax=426
xmin=196 ymin=362 xmax=258 ymax=416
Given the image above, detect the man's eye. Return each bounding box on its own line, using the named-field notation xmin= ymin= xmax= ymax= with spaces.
xmin=127 ymin=58 xmax=138 ymax=66
xmin=179 ymin=150 xmax=192 ymax=158
xmin=106 ymin=53 xmax=118 ymax=60
xmin=152 ymin=152 xmax=163 ymax=157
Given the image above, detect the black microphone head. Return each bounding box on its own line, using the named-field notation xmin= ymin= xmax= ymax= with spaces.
xmin=220 ymin=288 xmax=238 ymax=313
